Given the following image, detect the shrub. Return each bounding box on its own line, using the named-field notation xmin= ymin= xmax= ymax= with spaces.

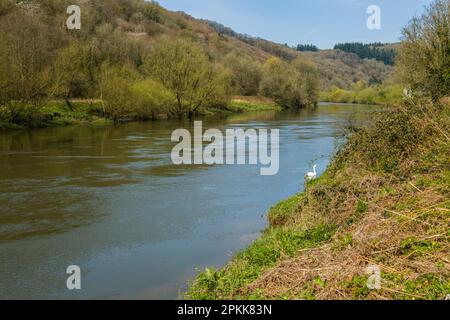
xmin=397 ymin=0 xmax=450 ymax=100
xmin=100 ymin=64 xmax=140 ymax=121
xmin=142 ymin=2 xmax=162 ymax=23
xmin=355 ymin=87 xmax=378 ymax=104
xmin=144 ymin=38 xmax=231 ymax=118
xmin=224 ymin=54 xmax=262 ymax=96
xmin=335 ymin=98 xmax=449 ymax=174
xmin=260 ymin=57 xmax=320 ymax=108
xmin=130 ymin=79 xmax=176 ymax=120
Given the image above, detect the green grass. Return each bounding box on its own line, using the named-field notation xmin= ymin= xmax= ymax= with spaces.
xmin=268 ymin=194 xmax=302 ymax=226
xmin=345 ymin=275 xmax=372 ymax=299
xmin=344 ymin=271 xmax=449 ymax=300
xmin=1 ymin=97 xmax=282 ymax=131
xmin=227 ymin=99 xmax=282 ymax=113
xmin=0 ymin=100 xmax=110 ymax=130
xmin=187 ymin=211 xmax=336 ymax=299
xmin=0 ymin=120 xmax=23 ymax=130
xmin=399 ymin=238 xmax=442 ymax=257
xmin=40 ymin=100 xmax=108 ymax=125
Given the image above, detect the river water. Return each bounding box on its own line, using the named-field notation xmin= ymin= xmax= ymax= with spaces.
xmin=0 ymin=103 xmax=374 ymax=299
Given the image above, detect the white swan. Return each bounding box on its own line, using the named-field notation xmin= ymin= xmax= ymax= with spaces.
xmin=306 ymin=165 xmax=317 ymax=181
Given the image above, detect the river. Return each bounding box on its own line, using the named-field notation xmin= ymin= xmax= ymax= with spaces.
xmin=0 ymin=103 xmax=375 ymax=299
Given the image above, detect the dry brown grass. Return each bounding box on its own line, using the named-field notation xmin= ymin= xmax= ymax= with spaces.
xmin=246 ymin=173 xmax=449 ymax=299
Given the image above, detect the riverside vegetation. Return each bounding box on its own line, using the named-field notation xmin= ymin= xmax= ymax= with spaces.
xmin=0 ymin=0 xmax=321 ymax=130
xmin=0 ymin=0 xmax=396 ymax=130
xmin=0 ymin=0 xmax=448 ymax=301
xmin=187 ymin=0 xmax=450 ymax=300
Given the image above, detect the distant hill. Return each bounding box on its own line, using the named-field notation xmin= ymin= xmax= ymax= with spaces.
xmin=334 ymin=42 xmax=397 ymax=65
xmin=204 ymin=19 xmax=394 ymax=90
xmin=302 ymin=50 xmax=393 ymax=89
xmin=0 ymin=0 xmax=394 ymax=98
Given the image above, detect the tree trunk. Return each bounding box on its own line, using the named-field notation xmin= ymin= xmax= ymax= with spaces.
xmin=64 ymin=96 xmax=74 ymax=111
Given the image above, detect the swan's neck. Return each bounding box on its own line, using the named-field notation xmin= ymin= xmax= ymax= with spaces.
xmin=313 ymin=166 xmax=317 ymax=175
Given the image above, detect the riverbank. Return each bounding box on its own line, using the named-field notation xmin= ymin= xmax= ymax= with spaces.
xmin=187 ymin=97 xmax=450 ymax=300
xmin=0 ymin=100 xmax=111 ymax=131
xmin=1 ymin=103 xmax=356 ymax=299
xmin=0 ymin=96 xmax=281 ymax=131
xmin=320 ymin=84 xmax=404 ymax=106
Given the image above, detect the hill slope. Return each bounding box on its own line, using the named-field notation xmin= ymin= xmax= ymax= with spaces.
xmin=0 ymin=0 xmax=396 ymax=129
xmin=0 ymin=0 xmax=393 ymax=103
xmin=205 ymin=19 xmax=394 ymax=90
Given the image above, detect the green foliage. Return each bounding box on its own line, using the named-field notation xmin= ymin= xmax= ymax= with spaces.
xmin=224 ymin=55 xmax=262 ymax=96
xmin=397 ymin=0 xmax=450 ymax=100
xmin=260 ymin=57 xmax=319 ymax=108
xmin=304 ymin=49 xmax=393 ymax=91
xmin=339 ymin=234 xmax=354 ymax=248
xmin=403 ymin=274 xmax=450 ymax=300
xmin=100 ymin=64 xmax=141 ymax=121
xmin=142 ymin=1 xmax=162 ymax=23
xmin=187 ymin=224 xmax=336 ymax=299
xmin=334 ymin=42 xmax=396 ymax=65
xmin=382 ymin=273 xmax=450 ymax=300
xmin=0 ymin=9 xmax=54 ymax=108
xmin=144 ymin=38 xmax=231 ymax=118
xmin=336 ymin=97 xmax=449 ymax=176
xmin=355 ymin=200 xmax=368 ymax=215
xmin=296 ymin=44 xmax=319 ymax=52
xmin=323 ymin=84 xmax=403 ymax=105
xmin=0 ymin=0 xmax=397 ymax=128
xmin=345 ymin=275 xmax=371 ymax=299
xmin=0 ymin=100 xmax=106 ymax=130
xmin=129 ymin=79 xmax=176 ymax=120
xmin=52 ymin=42 xmax=97 ymax=99
xmin=228 ymin=99 xmax=281 ymax=113
xmin=268 ymin=194 xmax=301 ymax=226
xmin=0 ymin=103 xmax=46 ymax=128
xmin=100 ymin=64 xmax=177 ymax=121
xmin=325 ymin=86 xmax=356 ymax=103
xmin=400 ymin=238 xmax=441 ymax=257
xmin=0 ymin=0 xmax=15 ymax=16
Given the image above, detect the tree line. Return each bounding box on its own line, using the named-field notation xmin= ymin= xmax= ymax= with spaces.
xmin=0 ymin=0 xmax=320 ymax=127
xmin=296 ymin=44 xmax=319 ymax=52
xmin=326 ymin=0 xmax=449 ymax=103
xmin=334 ymin=42 xmax=396 ymax=65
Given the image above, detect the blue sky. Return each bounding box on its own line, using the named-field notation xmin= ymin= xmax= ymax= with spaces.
xmin=156 ymin=0 xmax=434 ymax=49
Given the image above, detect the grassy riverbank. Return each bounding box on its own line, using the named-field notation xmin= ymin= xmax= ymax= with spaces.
xmin=0 ymin=100 xmax=110 ymax=131
xmin=187 ymin=97 xmax=450 ymax=300
xmin=0 ymin=96 xmax=281 ymax=131
xmin=227 ymin=96 xmax=282 ymax=113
